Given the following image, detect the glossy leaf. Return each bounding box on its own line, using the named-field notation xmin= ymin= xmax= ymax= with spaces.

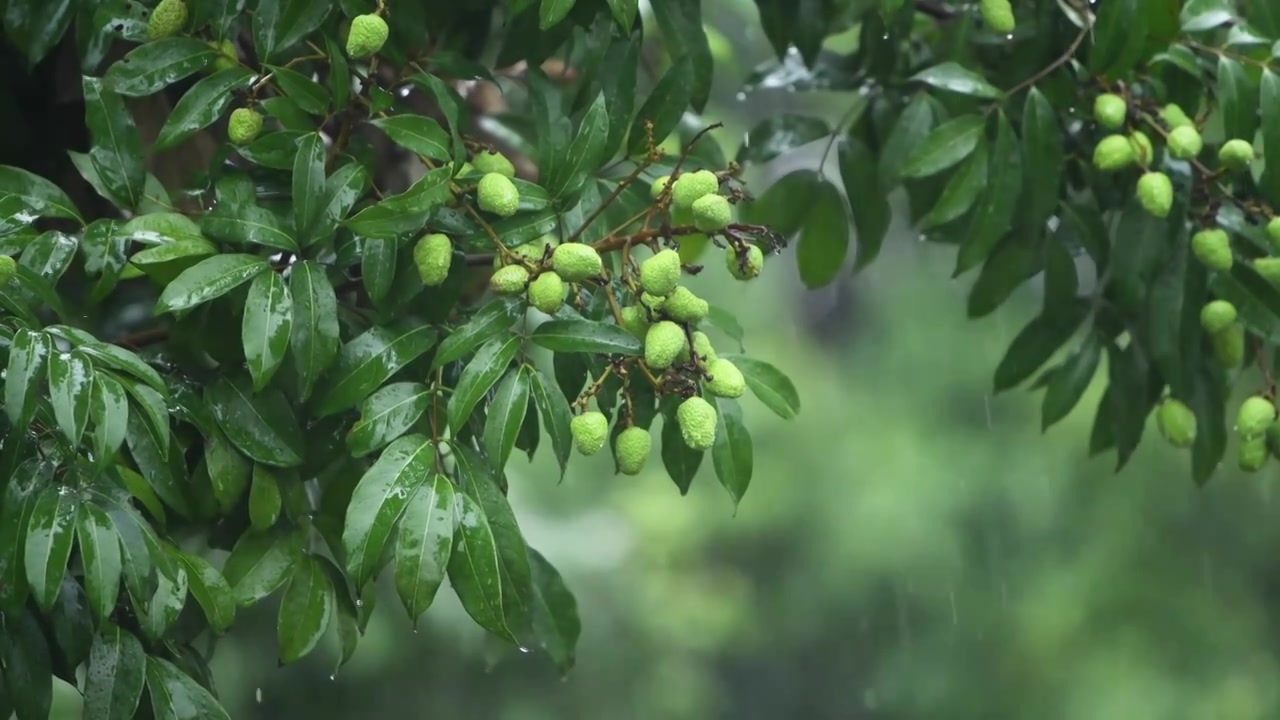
xmin=738 ymin=114 xmax=832 ymax=166
xmin=528 ymin=547 xmax=581 ymax=673
xmin=76 ymin=503 xmax=122 ymax=627
xmin=83 ymin=624 xmax=145 ymax=720
xmin=221 ymin=526 xmax=305 ymax=606
xmin=661 ymin=398 xmax=704 ymax=494
xmin=81 ymin=77 xmax=145 ymax=211
xmin=145 ymin=656 xmax=230 ymax=720
xmin=650 ymin=0 xmax=712 ymax=111
xmin=361 ymin=237 xmax=398 ymax=305
xmin=5 ymin=327 xmax=50 ymax=430
xmin=206 ymin=377 xmax=305 ymax=468
xmin=104 ymin=38 xmax=215 ymax=96
xmin=313 ymin=322 xmax=440 ymax=417
xmin=910 ymin=62 xmax=1004 ymax=99
xmin=723 ymin=355 xmax=801 ymax=420
xmin=242 ymin=270 xmax=294 ymax=391
xmin=342 ymin=167 xmax=453 ymax=239
xmin=277 ymin=556 xmax=335 ymax=664
xmin=955 ymin=111 xmax=1022 ymax=275
xmin=175 ymin=552 xmax=236 ymax=635
xmin=347 ymin=382 xmax=432 ymax=458
xmin=530 ymin=319 xmax=643 ymax=355
xmin=0 ymin=608 xmax=52 ymax=720
xmin=0 ymin=165 xmax=81 ymax=222
xmin=47 ymin=347 xmax=94 ymax=446
xmin=292 ymin=133 xmax=327 ymax=247
xmin=249 ymin=464 xmax=283 ymax=532
xmin=343 ymin=435 xmax=435 ymax=589
xmin=155 ymin=254 xmax=270 ymax=314
xmin=797 ymin=177 xmax=849 ymax=289
xmin=901 ymin=115 xmax=985 ymax=179
xmin=155 ymin=68 xmax=254 ymax=150
xmin=369 ymin=115 xmax=451 ymax=160
xmin=837 ymin=137 xmax=891 ymax=269
xmin=1042 ymin=333 xmax=1104 ymax=430
xmin=23 ymin=486 xmax=79 ymax=612
xmin=710 ymin=398 xmax=753 ymax=508
xmin=484 ymin=368 xmax=532 ymax=472
xmin=434 ymin=298 xmax=522 ymax=368
xmin=528 ymin=366 xmax=573 ymax=479
xmin=626 ymin=55 xmax=692 ymax=156
xmin=448 ymin=334 xmax=522 ymax=433
xmin=289 ymin=260 xmax=341 ymax=400
xmin=447 ymin=491 xmax=513 ymax=642
xmin=394 ymin=475 xmax=456 ymax=622
xmin=1019 ymin=87 xmax=1063 ymax=230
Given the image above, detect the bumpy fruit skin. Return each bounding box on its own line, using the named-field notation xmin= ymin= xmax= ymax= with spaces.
xmin=1237 ymin=396 xmax=1277 ymax=437
xmin=1200 ymin=300 xmax=1238 ymax=334
xmin=650 ymin=175 xmax=671 ymax=200
xmin=1093 ymin=94 xmax=1126 ymax=130
xmin=1255 ymin=258 xmax=1280 ymax=285
xmin=551 ymin=243 xmax=603 ymax=282
xmin=528 ymin=272 xmax=566 ymax=314
xmin=980 ymin=0 xmax=1015 ymax=32
xmin=704 ymin=358 xmax=745 ymax=398
xmin=1240 ymin=435 xmax=1269 ymax=471
xmin=671 ymin=170 xmax=719 ymax=210
xmin=477 ymin=173 xmax=519 ymax=217
xmin=1213 ymin=323 xmax=1245 ymax=369
xmin=471 ymin=151 xmax=515 ymax=178
xmin=210 ymin=39 xmax=238 ymax=72
xmin=227 ymin=108 xmax=263 ymax=146
xmin=640 ymin=249 xmax=682 ymax=296
xmin=346 ymin=14 xmax=389 ymax=58
xmin=0 ymin=255 xmax=15 ymax=285
xmin=619 ymin=306 xmax=650 ymax=339
xmin=1167 ymin=125 xmax=1203 ymax=160
xmin=615 ymin=427 xmax=651 ymax=475
xmin=1160 ymin=104 xmax=1193 ymax=129
xmin=1156 ymin=398 xmax=1197 ymax=449
xmin=1268 ymin=218 xmax=1280 ymax=251
xmin=676 ymin=396 xmax=718 ymax=450
xmin=147 ymin=0 xmax=188 ymax=40
xmin=496 ymin=235 xmax=556 ymax=268
xmin=663 ymin=286 xmax=709 ymax=324
xmin=640 ymin=292 xmax=666 ymax=313
xmin=1219 ymin=139 xmax=1255 ymax=170
xmin=691 ymin=194 xmax=732 ymax=232
xmin=691 ymin=331 xmax=716 ymax=362
xmin=489 ymin=264 xmax=530 ymax=295
xmin=570 ymin=412 xmax=609 ymax=456
xmin=727 ymin=244 xmax=764 ymax=280
xmin=1129 ymin=131 xmax=1154 ymax=166
xmin=414 ymin=233 xmax=452 ymax=287
xmin=1092 ymin=135 xmax=1136 ymax=171
xmin=644 ymin=321 xmax=688 ymax=370
xmin=1191 ymin=228 xmax=1232 ymax=272
xmin=1136 ymin=172 xmax=1173 ymax=218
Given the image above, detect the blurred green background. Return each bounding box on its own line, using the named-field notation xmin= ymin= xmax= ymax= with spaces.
xmin=42 ymin=1 xmax=1280 ymax=717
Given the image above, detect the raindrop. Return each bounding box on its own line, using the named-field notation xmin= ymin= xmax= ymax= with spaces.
xmin=255 ymin=688 xmax=263 ymax=704
xmin=329 ymin=674 xmax=337 ymax=681
xmin=355 ymin=599 xmax=364 ymax=608
xmin=517 ymin=646 xmax=530 ymax=654
xmin=1005 ymin=33 xmax=1014 ymax=40
xmin=735 ymin=91 xmax=746 ymax=102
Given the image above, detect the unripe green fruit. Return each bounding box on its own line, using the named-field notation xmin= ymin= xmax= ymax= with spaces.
xmin=619 ymin=305 xmax=650 ymax=339
xmin=640 ymin=249 xmax=682 ymax=296
xmin=651 ymin=175 xmax=671 ymax=200
xmin=570 ymin=412 xmax=609 ymax=456
xmin=704 ymin=358 xmax=745 ymax=398
xmin=227 ymin=108 xmax=263 ymax=146
xmin=414 ymin=233 xmax=452 ymax=287
xmin=528 ymin=272 xmax=566 ymax=314
xmin=1136 ymin=172 xmax=1173 ymax=218
xmin=644 ymin=320 xmax=687 ymax=370
xmin=1268 ymin=218 xmax=1280 ymax=251
xmin=1129 ymin=131 xmax=1154 ymax=167
xmin=1167 ymin=125 xmax=1203 ymax=160
xmin=615 ymin=427 xmax=651 ymax=475
xmin=980 ymin=0 xmax=1015 ymax=33
xmin=1239 ymin=435 xmax=1269 ymax=471
xmin=346 ymin=13 xmax=389 ymax=58
xmin=1255 ymin=257 xmax=1280 ymax=285
xmin=676 ymin=396 xmax=718 ymax=450
xmin=477 ymin=173 xmax=519 ymax=217
xmin=1237 ymin=396 xmax=1276 ymax=437
xmin=671 ymin=170 xmax=719 ymax=211
xmin=1093 ymin=93 xmax=1126 ymax=130
xmin=1191 ymin=228 xmax=1232 ymax=272
xmin=147 ymin=0 xmax=188 ymax=40
xmin=1092 ymin=134 xmax=1135 ymax=171
xmin=489 ymin=264 xmax=530 ymax=295
xmin=691 ymin=331 xmax=716 ymax=363
xmin=1212 ymin=323 xmax=1245 ymax=369
xmin=471 ymin=151 xmax=515 ymax=178
xmin=663 ymin=286 xmax=709 ymax=324
xmin=640 ymin=292 xmax=666 ymax=313
xmin=210 ymin=39 xmax=238 ymax=72
xmin=496 ymin=235 xmax=556 ymax=269
xmin=0 ymin=255 xmax=15 ymax=285
xmin=1219 ymin=139 xmax=1255 ymax=170
xmin=1160 ymin=104 xmax=1194 ymax=130
xmin=1200 ymin=300 xmax=1237 ymax=334
xmin=551 ymin=243 xmax=603 ymax=282
xmin=691 ymin=194 xmax=732 ymax=233
xmin=1156 ymin=398 xmax=1197 ymax=449
xmin=726 ymin=244 xmax=764 ymax=280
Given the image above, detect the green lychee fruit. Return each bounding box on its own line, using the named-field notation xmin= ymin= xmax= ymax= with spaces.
xmin=1093 ymin=93 xmax=1126 ymax=130
xmin=551 ymin=243 xmax=603 ymax=282
xmin=227 ymin=108 xmax=263 ymax=146
xmin=496 ymin=234 xmax=556 ymax=269
xmin=1191 ymin=228 xmax=1233 ymax=272
xmin=1219 ymin=139 xmax=1255 ymax=171
xmin=691 ymin=194 xmax=732 ymax=233
xmin=1092 ymin=134 xmax=1136 ymax=171
xmin=640 ymin=292 xmax=666 ymax=313
xmin=1239 ymin=434 xmax=1269 ymax=471
xmin=414 ymin=233 xmax=452 ymax=287
xmin=650 ymin=175 xmax=671 ymax=200
xmin=671 ymin=170 xmax=719 ymax=211
xmin=615 ymin=427 xmax=651 ymax=475
xmin=1136 ymin=171 xmax=1173 ymax=218
xmin=644 ymin=320 xmax=688 ymax=370
xmin=980 ymin=0 xmax=1015 ymax=33
xmin=471 ymin=151 xmax=515 ymax=178
xmin=1255 ymin=257 xmax=1280 ymax=285
xmin=477 ymin=172 xmax=519 ymax=217
xmin=570 ymin=412 xmax=608 ymax=456
xmin=640 ymin=249 xmax=682 ymax=296
xmin=1268 ymin=218 xmax=1280 ymax=251
xmin=704 ymin=358 xmax=745 ymax=399
xmin=1237 ymin=396 xmax=1276 ymax=437
xmin=663 ymin=286 xmax=709 ymax=324
xmin=676 ymin=396 xmax=718 ymax=450
xmin=1212 ymin=323 xmax=1245 ymax=369
xmin=147 ymin=0 xmax=188 ymax=40
xmin=619 ymin=305 xmax=650 ymax=339
xmin=691 ymin=331 xmax=716 ymax=363
xmin=489 ymin=264 xmax=530 ymax=295
xmin=346 ymin=13 xmax=389 ymax=58
xmin=1160 ymin=103 xmax=1193 ymax=129
xmin=528 ymin=272 xmax=566 ymax=314
xmin=726 ymin=244 xmax=764 ymax=280
xmin=1167 ymin=125 xmax=1203 ymax=160
xmin=1200 ymin=300 xmax=1237 ymax=334
xmin=1129 ymin=131 xmax=1154 ymax=166
xmin=210 ymin=39 xmax=238 ymax=72
xmin=1156 ymin=398 xmax=1197 ymax=449
xmin=0 ymin=255 xmax=15 ymax=285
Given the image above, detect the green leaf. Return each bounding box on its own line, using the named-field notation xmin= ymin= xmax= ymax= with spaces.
xmin=737 ymin=114 xmax=832 ymax=166
xmin=242 ymin=270 xmax=294 ymax=392
xmin=448 ymin=334 xmax=522 ymax=433
xmin=1259 ymin=70 xmax=1280 ymax=205
xmin=394 ymin=474 xmax=456 ymax=622
xmin=289 ymin=260 xmax=341 ymax=400
xmin=82 ymin=624 xmax=145 ymax=720
xmin=901 ymin=115 xmax=985 ymax=179
xmin=723 ymin=354 xmax=800 ymax=419
xmin=910 ymin=62 xmax=1004 ymax=99
xmin=531 ymin=319 xmax=644 ymax=355
xmin=650 ymin=0 xmax=713 ymax=112
xmin=145 ymin=656 xmax=230 ymax=720
xmin=1042 ymin=333 xmax=1103 ymax=430
xmin=1247 ymin=0 xmax=1280 ymax=36
xmin=265 ymin=64 xmax=329 ymax=115
xmin=606 ymin=0 xmax=638 ymax=29
xmin=138 ymin=549 xmax=188 ymax=643
xmin=82 ymin=76 xmax=145 ymax=211
xmin=313 ymin=322 xmax=440 ymax=418
xmin=0 ymin=165 xmax=81 ymax=222
xmin=434 ymin=298 xmax=522 ymax=368
xmin=238 ymin=130 xmax=307 ymax=169
xmin=204 ymin=426 xmax=251 ymax=513
xmin=626 ymin=55 xmax=692 ymax=156
xmin=17 ymin=0 xmax=75 ymax=66
xmin=527 ymin=547 xmax=580 ymax=673
xmin=993 ymin=306 xmax=1088 ymax=392
xmin=347 ymin=382 xmax=432 ymax=459
xmin=955 ymin=111 xmax=1022 ymax=275
xmin=710 ymin=398 xmax=753 ymax=508
xmin=155 ymin=253 xmax=270 ymax=314
xmin=221 ymin=526 xmax=305 ymax=606
xmin=206 ymin=377 xmax=305 ymax=468
xmin=249 ymin=465 xmax=283 ymax=532
xmin=361 ymin=237 xmax=397 ymax=305
xmin=174 ymin=552 xmax=235 ymax=635
xmin=20 ymin=230 xmax=77 ymax=281
xmin=23 ymin=486 xmax=78 ymax=612
xmin=121 ymin=381 xmax=171 ymax=459
xmin=45 ymin=347 xmax=94 ymax=446
xmin=660 ymin=396 xmax=704 ymax=494
xmin=75 ymin=503 xmax=122 ymax=627
xmin=343 ymin=435 xmax=434 ymax=589
xmin=796 ymin=177 xmax=849 ymax=288
xmin=1019 ymin=87 xmax=1063 ymax=229
xmin=155 ymin=68 xmax=253 ymax=151
xmin=292 ymin=132 xmax=327 ymax=247
xmin=5 ymin=328 xmax=50 ymax=430
xmin=0 ymin=608 xmax=52 ymax=720
xmin=484 ymin=368 xmax=532 ymax=472
xmin=838 ymin=136 xmax=890 ymax=269
xmin=539 ymin=0 xmax=576 ymax=27
xmin=252 ymin=0 xmax=332 ymax=61
xmin=447 ymin=491 xmax=513 ymax=642
xmin=878 ymin=93 xmax=935 ymax=187
xmin=528 ymin=367 xmax=573 ymax=479
xmin=343 ymin=167 xmax=454 ymax=239
xmin=369 ymin=115 xmax=452 ymax=161
xmin=277 ymin=556 xmax=335 ymax=665
xmin=547 ymin=92 xmax=610 ymax=199
xmin=1216 ymin=56 xmax=1257 ymax=144
xmin=202 ymin=203 xmax=298 ymax=251
xmin=104 ymin=38 xmax=215 ymax=96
